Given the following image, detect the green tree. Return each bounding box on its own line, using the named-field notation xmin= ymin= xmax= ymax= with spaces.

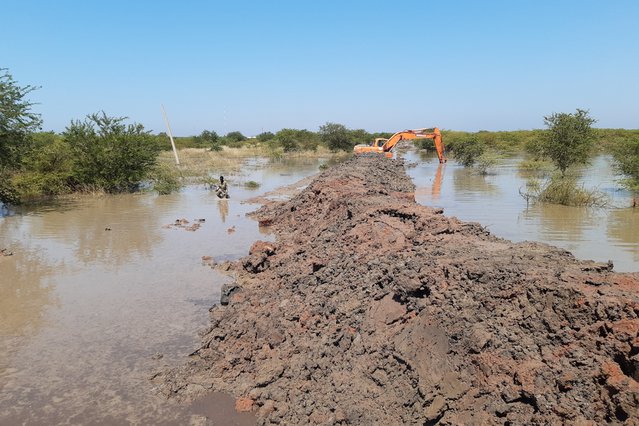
xmin=0 ymin=69 xmax=42 ymax=204
xmin=197 ymin=129 xmax=221 ymax=151
xmin=349 ymin=129 xmax=373 ymax=146
xmin=319 ymin=122 xmax=351 ymax=152
xmin=541 ymin=109 xmax=596 ymax=176
xmin=226 ymin=131 xmax=246 ymax=142
xmin=64 ymin=112 xmax=160 ymax=192
xmin=274 ymin=128 xmax=300 ymax=152
xmin=256 ymin=131 xmax=275 ymax=142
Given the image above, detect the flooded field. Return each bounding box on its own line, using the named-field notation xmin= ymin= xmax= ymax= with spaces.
xmin=0 ymin=157 xmax=323 ymax=424
xmin=406 ymin=151 xmax=639 ymax=273
xmin=1 ymin=151 xmax=637 ymax=424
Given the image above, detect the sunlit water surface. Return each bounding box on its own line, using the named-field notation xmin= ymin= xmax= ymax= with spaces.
xmin=0 ymin=157 xmax=323 ymax=425
xmin=404 ymin=150 xmax=638 ymax=273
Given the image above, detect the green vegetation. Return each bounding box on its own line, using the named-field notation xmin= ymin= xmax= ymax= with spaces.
xmin=272 ymin=128 xmax=320 ymax=152
xmin=245 ymin=180 xmax=261 ymax=189
xmin=319 ymin=122 xmax=351 ymax=152
xmin=0 ymin=69 xmax=42 ymax=204
xmin=64 ymin=112 xmax=160 ymax=193
xmin=521 ymin=173 xmax=608 ymax=207
xmin=448 ymin=134 xmax=500 ymax=175
xmin=611 ymin=135 xmax=639 ymax=193
xmin=149 ymin=162 xmax=183 ymax=195
xmin=193 ymin=130 xmax=221 ymax=151
xmin=541 ymin=109 xmax=596 ymax=176
xmin=451 ymin=135 xmax=485 ymax=167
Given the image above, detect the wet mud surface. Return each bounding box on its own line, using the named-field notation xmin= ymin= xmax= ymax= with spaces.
xmin=155 ymin=156 xmax=639 ymax=424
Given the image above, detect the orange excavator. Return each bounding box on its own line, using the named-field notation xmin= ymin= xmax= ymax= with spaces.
xmin=353 ymin=127 xmax=446 ymax=163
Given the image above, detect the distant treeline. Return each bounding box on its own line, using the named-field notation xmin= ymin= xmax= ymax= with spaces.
xmin=159 ymin=127 xmax=639 ymax=155
xmin=438 ymin=128 xmax=639 ymax=154
xmin=157 ymin=126 xmax=394 ymax=153
xmin=30 ymin=127 xmax=639 ymax=154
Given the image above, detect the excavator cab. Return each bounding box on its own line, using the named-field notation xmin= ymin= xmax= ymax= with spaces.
xmin=372 ymin=138 xmax=387 ymax=148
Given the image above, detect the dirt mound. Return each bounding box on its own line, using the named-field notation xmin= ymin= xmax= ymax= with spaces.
xmin=155 ymin=156 xmax=639 ymax=424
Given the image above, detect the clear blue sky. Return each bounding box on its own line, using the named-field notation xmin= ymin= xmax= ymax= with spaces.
xmin=3 ymin=0 xmax=638 ymax=136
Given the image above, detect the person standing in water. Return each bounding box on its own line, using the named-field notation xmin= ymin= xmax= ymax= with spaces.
xmin=216 ymin=176 xmax=229 ymax=199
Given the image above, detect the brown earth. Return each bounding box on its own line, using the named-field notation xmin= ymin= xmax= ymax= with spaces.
xmin=154 ymin=156 xmax=639 ymax=425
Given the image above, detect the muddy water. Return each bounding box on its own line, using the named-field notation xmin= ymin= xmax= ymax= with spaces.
xmin=1 ymin=152 xmax=637 ymax=424
xmin=0 ymin=157 xmax=323 ymax=425
xmin=404 ymin=150 xmax=639 ymax=272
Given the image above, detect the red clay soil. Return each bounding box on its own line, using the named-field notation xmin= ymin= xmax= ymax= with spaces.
xmin=154 ymin=156 xmax=639 ymax=425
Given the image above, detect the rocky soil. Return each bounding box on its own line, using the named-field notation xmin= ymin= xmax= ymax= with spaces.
xmin=154 ymin=156 xmax=639 ymax=425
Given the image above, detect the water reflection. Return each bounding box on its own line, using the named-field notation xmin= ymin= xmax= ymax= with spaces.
xmin=0 ymin=239 xmax=57 ymax=384
xmin=521 ymin=204 xmax=603 ymax=243
xmin=452 ymin=167 xmax=499 ymax=197
xmin=218 ymin=199 xmax=229 ymax=223
xmin=404 ymin=149 xmax=639 ymax=272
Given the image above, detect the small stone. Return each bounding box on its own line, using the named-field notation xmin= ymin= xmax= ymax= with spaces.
xmin=235 ymin=397 xmax=254 ymax=412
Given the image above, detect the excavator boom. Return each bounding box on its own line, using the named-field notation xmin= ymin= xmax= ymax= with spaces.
xmin=353 ymin=127 xmax=446 ymax=163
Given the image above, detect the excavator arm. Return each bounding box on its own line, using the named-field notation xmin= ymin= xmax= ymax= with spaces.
xmin=353 ymin=127 xmax=446 ymax=163
xmin=382 ymin=127 xmax=446 ymax=163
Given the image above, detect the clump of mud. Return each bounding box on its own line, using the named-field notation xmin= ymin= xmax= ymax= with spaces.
xmin=155 ymin=156 xmax=639 ymax=424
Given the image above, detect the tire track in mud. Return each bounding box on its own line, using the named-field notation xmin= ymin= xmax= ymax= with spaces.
xmin=154 ymin=156 xmax=639 ymax=425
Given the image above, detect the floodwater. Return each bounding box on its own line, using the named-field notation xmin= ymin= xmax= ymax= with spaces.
xmin=1 ymin=151 xmax=638 ymax=425
xmin=0 ymin=157 xmax=323 ymax=425
xmin=404 ymin=150 xmax=639 ymax=273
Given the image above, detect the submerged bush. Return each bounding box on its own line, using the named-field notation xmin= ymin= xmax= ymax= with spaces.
xmin=244 ymin=180 xmax=260 ymax=189
xmin=475 ymin=152 xmax=499 ymax=175
xmin=452 ymin=136 xmax=485 ymax=167
xmin=520 ymin=173 xmax=608 ymax=207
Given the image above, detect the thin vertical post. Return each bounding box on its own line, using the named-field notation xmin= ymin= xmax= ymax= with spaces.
xmin=161 ymin=104 xmax=180 ymax=165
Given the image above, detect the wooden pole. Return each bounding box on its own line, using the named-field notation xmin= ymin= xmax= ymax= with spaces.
xmin=161 ymin=104 xmax=180 ymax=165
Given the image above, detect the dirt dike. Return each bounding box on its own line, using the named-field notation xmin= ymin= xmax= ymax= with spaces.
xmin=154 ymin=156 xmax=639 ymax=425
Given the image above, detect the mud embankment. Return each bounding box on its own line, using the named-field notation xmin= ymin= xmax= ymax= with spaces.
xmin=155 ymin=156 xmax=639 ymax=424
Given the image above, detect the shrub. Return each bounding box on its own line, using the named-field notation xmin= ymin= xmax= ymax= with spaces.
xmin=452 ymin=136 xmax=485 ymax=167
xmin=149 ymin=162 xmax=183 ymax=194
xmin=64 ymin=112 xmax=161 ymax=193
xmin=245 ymin=180 xmax=260 ymax=189
xmin=520 ymin=173 xmax=607 ymax=207
xmin=13 ymin=136 xmax=74 ymax=198
xmin=256 ymin=131 xmax=275 ymax=142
